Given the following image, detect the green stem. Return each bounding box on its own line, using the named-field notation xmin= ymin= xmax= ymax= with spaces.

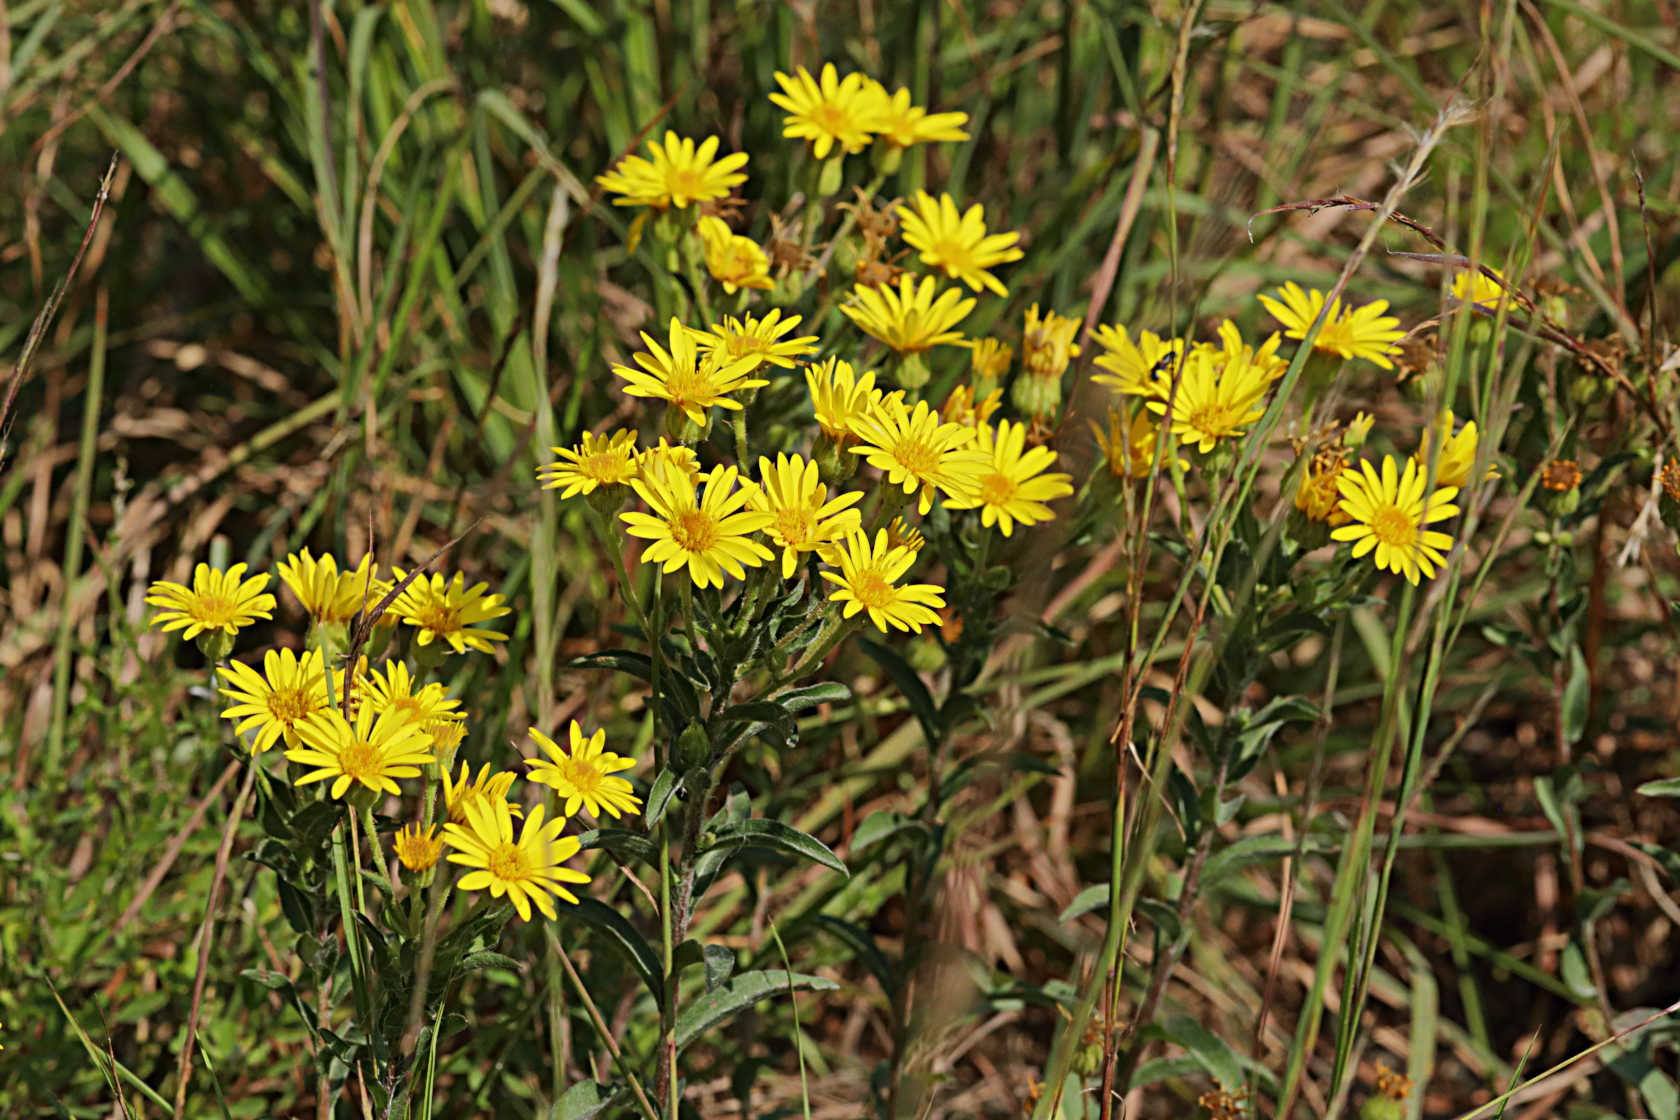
xmin=659 ymin=818 xmax=677 ymax=1119
xmin=330 ymin=816 xmax=376 ymax=1076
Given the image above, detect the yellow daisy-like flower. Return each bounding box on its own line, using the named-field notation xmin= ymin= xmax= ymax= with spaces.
xmin=594 ymin=131 xmax=748 ymax=210
xmin=696 ymin=216 xmax=773 ymax=294
xmin=944 ymin=421 xmax=1074 ymax=536
xmin=389 ymin=570 xmax=512 ymax=654
xmin=286 ymin=705 xmax=435 ymax=800
xmin=966 ymin=338 xmax=1014 ymax=386
xmin=806 ymin=357 xmax=883 ymax=443
xmin=613 ymin=317 xmax=769 ymax=429
xmin=884 ymin=516 xmax=925 ymax=554
xmin=146 ymin=562 xmax=275 ymax=641
xmin=1451 ymin=265 xmax=1506 ymax=309
xmin=638 ymin=437 xmax=701 ymax=482
xmin=940 ymin=384 xmax=1003 ymax=443
xmin=849 ymin=394 xmax=985 ymax=514
xmin=429 ymin=716 xmax=467 ymax=762
xmin=360 ymin=659 xmax=463 ymax=730
xmin=821 ymin=528 xmax=946 ymax=634
xmin=444 ymin=799 xmax=589 ymax=921
xmin=841 ymin=274 xmax=974 ymax=354
xmin=863 ymin=82 xmax=970 ymax=149
xmin=746 ymin=453 xmax=865 ymax=578
xmin=218 ymin=648 xmax=329 ymax=754
xmin=1208 ymin=318 xmax=1286 ymax=383
xmin=1021 ymin=304 xmax=1082 ymax=380
xmin=898 ymin=191 xmax=1022 ymax=297
xmin=1331 ymin=455 xmax=1460 ymax=584
xmin=1258 ymin=282 xmax=1404 ymax=369
xmin=1091 ymin=403 xmax=1181 ymax=480
xmin=1144 ymin=347 xmax=1271 ymax=454
xmin=1294 ymin=447 xmax=1351 ymax=526
xmin=1090 ymin=324 xmax=1182 ymax=397
xmin=394 ymin=822 xmax=444 ymax=872
xmin=1411 ymin=410 xmax=1483 ymax=489
xmin=620 ymin=463 xmax=774 ymax=589
xmin=769 ymin=63 xmax=883 ymax=159
xmin=538 ymin=428 xmax=641 ymax=499
xmin=690 ymin=310 xmax=817 ymax=374
xmin=442 ymin=761 xmax=522 ymax=825
xmin=527 ymin=722 xmax=642 ymax=820
xmin=276 ymin=550 xmax=379 ymax=625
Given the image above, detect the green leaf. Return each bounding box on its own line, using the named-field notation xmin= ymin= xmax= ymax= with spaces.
xmin=704 ymin=819 xmax=847 ymax=876
xmin=1059 ymin=883 xmax=1109 ymax=923
xmin=1637 ymin=778 xmax=1680 ymax=799
xmin=645 ymin=770 xmax=679 ymax=830
xmin=858 ymin=637 xmax=940 ymax=743
xmin=703 ymin=944 xmax=735 ymax=993
xmin=454 ymin=952 xmax=523 ymax=977
xmin=809 ymin=914 xmax=896 ymax=995
xmin=575 ymin=828 xmax=657 ymax=865
xmin=850 ymin=812 xmax=924 ymax=855
xmin=772 ymin=681 xmax=851 ymax=714
xmin=1161 ymin=1015 xmax=1241 ymax=1089
xmin=1200 ymin=834 xmax=1299 ymax=890
xmin=571 ymin=649 xmax=700 ymax=721
xmin=551 ymin=1080 xmax=622 ymax=1120
xmin=563 ymin=899 xmax=663 ymax=1004
xmin=1561 ymin=645 xmax=1590 ymax=744
xmin=674 ymin=970 xmax=838 ymax=1052
xmin=716 ymin=700 xmax=800 ymax=750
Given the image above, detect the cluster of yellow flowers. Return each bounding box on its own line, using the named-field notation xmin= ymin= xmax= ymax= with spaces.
xmin=146 ymin=551 xmax=636 ymax=922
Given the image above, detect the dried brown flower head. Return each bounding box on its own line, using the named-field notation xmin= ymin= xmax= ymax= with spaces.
xmin=1540 ymin=459 xmax=1582 ymax=492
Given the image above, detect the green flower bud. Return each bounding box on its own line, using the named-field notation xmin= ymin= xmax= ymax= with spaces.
xmin=871 ymin=143 xmax=903 ymax=177
xmin=195 ymin=629 xmax=236 ymax=663
xmin=1011 ymin=374 xmax=1061 ymax=422
xmin=1073 ymin=1041 xmax=1105 ymax=1077
xmin=1359 ymin=1098 xmax=1405 ymax=1120
xmin=896 ymin=352 xmax=930 ymax=391
xmin=346 ymin=784 xmax=381 ymax=812
xmin=817 ymin=154 xmax=845 ymax=198
xmin=906 ymin=635 xmax=946 ymax=673
xmin=1286 ymin=506 xmax=1333 ymax=552
xmin=676 ymin=723 xmax=711 ymax=771
xmin=412 ymin=638 xmax=449 ymax=673
xmin=814 ymin=432 xmax=858 ymax=488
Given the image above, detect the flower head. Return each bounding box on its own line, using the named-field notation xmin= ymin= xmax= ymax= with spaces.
xmin=286 ymin=705 xmax=435 ymax=800
xmin=394 ymin=823 xmax=444 ymax=873
xmin=595 ymin=131 xmax=748 ymax=210
xmin=1451 ymin=265 xmax=1506 ymax=309
xmin=1541 ymin=459 xmax=1582 ymax=491
xmin=841 ymin=275 xmax=973 ymax=354
xmin=821 ymin=528 xmax=946 ymax=634
xmin=899 ymin=192 xmax=1022 ymax=297
xmin=539 ymin=429 xmax=641 ymax=499
xmin=219 ymin=648 xmax=329 ymax=754
xmin=1411 ymin=410 xmax=1482 ymax=489
xmin=1021 ymin=304 xmax=1082 ymax=381
xmin=697 ymin=216 xmax=773 ymax=294
xmin=769 ymin=64 xmax=884 ymax=159
xmin=1331 ymin=455 xmax=1460 ymax=584
xmin=444 ymin=799 xmax=589 ymax=921
xmin=849 ymin=394 xmax=985 ymax=514
xmin=442 ymin=761 xmax=522 ymax=825
xmin=746 ymin=453 xmax=864 ymax=577
xmin=1144 ymin=347 xmax=1271 ymax=454
xmin=389 ymin=571 xmax=512 ymax=654
xmin=620 ymin=463 xmax=774 ymax=589
xmin=360 ymin=659 xmax=463 ymax=730
xmin=276 ymin=550 xmax=379 ymax=625
xmin=527 ymin=722 xmax=642 ymax=820
xmin=146 ymin=562 xmax=275 ymax=641
xmin=1091 ymin=403 xmax=1180 ymax=480
xmin=1294 ymin=446 xmax=1351 ymax=526
xmin=1258 ymin=282 xmax=1404 ymax=369
xmin=863 ymin=82 xmax=969 ymax=149
xmin=638 ymin=437 xmax=701 ymax=482
xmin=1090 ymin=325 xmax=1182 ymax=397
xmin=806 ymin=358 xmax=883 ymax=443
xmin=690 ymin=310 xmax=817 ymax=374
xmin=614 ymin=317 xmax=768 ymax=428
xmin=944 ymin=421 xmax=1074 ymax=536
xmin=966 ymin=338 xmax=1014 ymax=391
xmin=1208 ymin=318 xmax=1286 ymax=383
xmin=940 ymin=384 xmax=1003 ymax=443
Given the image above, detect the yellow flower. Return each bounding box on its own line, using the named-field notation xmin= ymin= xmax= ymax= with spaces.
xmin=940 ymin=384 xmax=1003 ymax=443
xmin=389 ymin=570 xmax=512 ymax=654
xmin=1144 ymin=347 xmax=1270 ymax=454
xmin=883 ymin=516 xmax=925 ymax=554
xmin=276 ymin=550 xmax=379 ymax=625
xmin=821 ymin=528 xmax=946 ymax=634
xmin=444 ymin=799 xmax=589 ymax=921
xmin=944 ymin=421 xmax=1074 ymax=536
xmin=1091 ymin=403 xmax=1180 ymax=480
xmin=841 ymin=274 xmax=973 ymax=354
xmin=689 ymin=310 xmax=817 ymax=374
xmin=360 ymin=659 xmax=463 ymax=730
xmin=898 ymin=191 xmax=1022 ymax=297
xmin=966 ymin=338 xmax=1014 ymax=386
xmin=862 ymin=81 xmax=969 ymax=148
xmin=1332 ymin=455 xmax=1460 ymax=584
xmin=218 ymin=648 xmax=329 ymax=754
xmin=746 ymin=453 xmax=864 ymax=578
xmin=442 ymin=761 xmax=523 ymax=825
xmin=849 ymin=394 xmax=985 ymax=514
xmin=594 ymin=131 xmax=748 ymax=210
xmin=697 ymin=216 xmax=773 ymax=294
xmin=1090 ymin=324 xmax=1182 ymax=397
xmin=1294 ymin=447 xmax=1351 ymax=526
xmin=620 ymin=463 xmax=774 ymax=589
xmin=538 ymin=428 xmax=641 ymax=499
xmin=527 ymin=722 xmax=642 ymax=820
xmin=1411 ymin=410 xmax=1484 ymax=489
xmin=394 ymin=822 xmax=444 ymax=873
xmin=1258 ymin=282 xmax=1404 ymax=369
xmin=1021 ymin=304 xmax=1082 ymax=379
xmin=1451 ymin=265 xmax=1505 ymax=309
xmin=1207 ymin=318 xmax=1286 ymax=383
xmin=638 ymin=437 xmax=701 ymax=482
xmin=769 ymin=63 xmax=884 ymax=159
xmin=286 ymin=705 xmax=435 ymax=800
xmin=613 ymin=317 xmax=768 ymax=428
xmin=146 ymin=562 xmax=275 ymax=641
xmin=806 ymin=357 xmax=883 ymax=443
xmin=1344 ymin=411 xmax=1374 ymax=447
